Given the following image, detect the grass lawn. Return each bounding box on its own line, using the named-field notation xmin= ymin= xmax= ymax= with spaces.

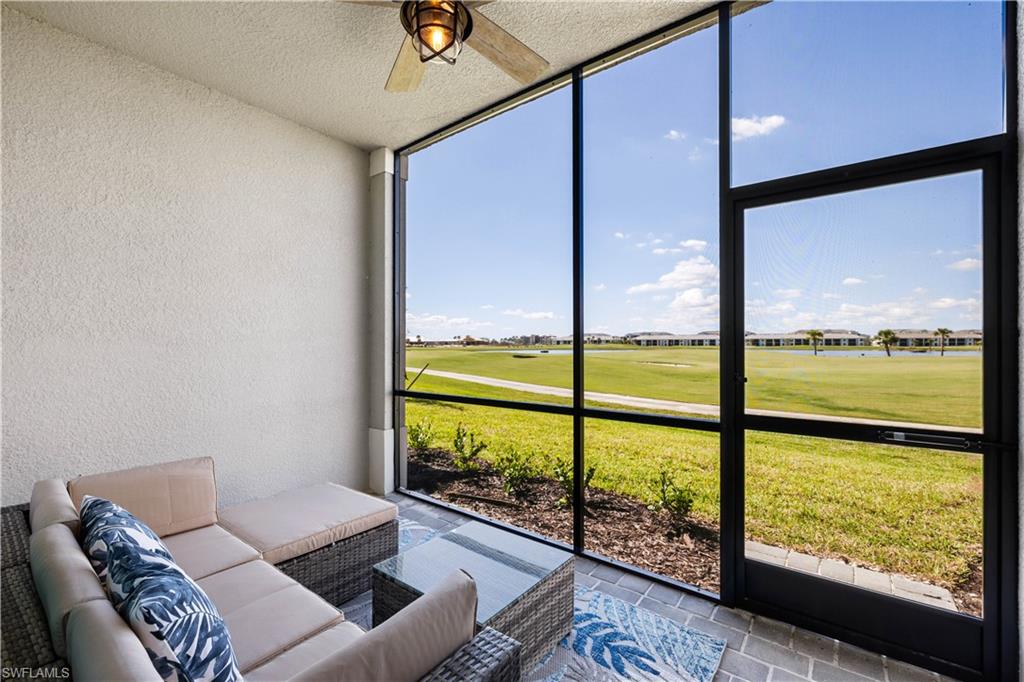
xmin=403 ymin=349 xmax=984 ymax=590
xmin=406 ymin=346 xmax=982 ymax=428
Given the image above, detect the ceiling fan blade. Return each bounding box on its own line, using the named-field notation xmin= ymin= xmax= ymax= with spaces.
xmin=465 ymin=8 xmax=549 ymax=85
xmin=386 ymin=35 xmax=426 ymax=92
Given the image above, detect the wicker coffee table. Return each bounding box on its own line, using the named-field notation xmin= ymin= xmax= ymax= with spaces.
xmin=373 ymin=521 xmax=573 ymax=672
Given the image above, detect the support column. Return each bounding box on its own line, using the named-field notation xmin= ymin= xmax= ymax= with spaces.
xmin=368 ymin=147 xmax=395 ymax=494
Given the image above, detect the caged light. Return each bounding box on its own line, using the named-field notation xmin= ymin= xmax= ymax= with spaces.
xmin=400 ymin=1 xmax=474 ymax=65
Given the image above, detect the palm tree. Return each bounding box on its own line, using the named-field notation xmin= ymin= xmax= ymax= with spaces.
xmin=806 ymin=329 xmax=823 ymax=356
xmin=935 ymin=328 xmax=952 ymax=356
xmin=876 ymin=329 xmax=897 ymax=357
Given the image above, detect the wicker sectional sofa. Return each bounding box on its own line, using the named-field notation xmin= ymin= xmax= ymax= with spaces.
xmin=8 ymin=457 xmax=521 ymax=681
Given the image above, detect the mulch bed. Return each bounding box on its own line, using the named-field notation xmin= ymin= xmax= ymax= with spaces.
xmin=407 ymin=448 xmax=721 ymax=593
xmin=408 ymin=448 xmax=984 ymax=616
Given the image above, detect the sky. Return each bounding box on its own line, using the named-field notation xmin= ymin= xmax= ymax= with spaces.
xmin=405 ymin=1 xmax=1004 ymax=341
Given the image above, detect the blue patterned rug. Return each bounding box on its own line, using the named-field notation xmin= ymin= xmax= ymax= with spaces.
xmin=341 ymin=519 xmax=724 ymax=682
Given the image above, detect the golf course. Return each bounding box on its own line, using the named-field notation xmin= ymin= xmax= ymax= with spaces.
xmin=403 ymin=345 xmax=983 ymax=603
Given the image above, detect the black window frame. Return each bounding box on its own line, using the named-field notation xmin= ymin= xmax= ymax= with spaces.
xmin=391 ymin=3 xmax=1019 ymax=679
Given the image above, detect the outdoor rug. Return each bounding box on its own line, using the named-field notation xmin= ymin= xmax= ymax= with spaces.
xmin=527 ymin=586 xmax=725 ymax=682
xmin=341 ymin=519 xmax=725 ymax=682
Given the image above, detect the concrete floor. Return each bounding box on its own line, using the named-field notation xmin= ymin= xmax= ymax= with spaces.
xmin=388 ymin=493 xmax=962 ymax=682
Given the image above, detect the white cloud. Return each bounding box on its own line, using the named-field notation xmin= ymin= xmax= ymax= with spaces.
xmin=732 ymin=114 xmax=786 ymax=141
xmin=653 ymin=248 xmax=684 ymax=255
xmin=502 ymin=308 xmax=555 ymax=320
xmin=948 ymin=258 xmax=981 ymax=272
xmin=664 ymin=129 xmax=686 ymax=142
xmin=842 ymin=277 xmax=866 ymax=286
xmin=650 ymin=238 xmax=664 ymax=246
xmin=929 ymin=297 xmax=980 ymax=314
xmin=480 ymin=304 xmax=494 ymax=310
xmin=636 ymin=242 xmax=647 ymax=249
xmin=653 ymin=288 xmax=720 ymax=331
xmin=822 ymin=293 xmax=841 ymax=300
xmin=688 ymin=146 xmax=704 ymax=162
xmin=774 ymin=288 xmax=802 ymax=299
xmin=912 ymin=287 xmax=928 ymax=295
xmin=594 ymin=283 xmax=607 ymax=292
xmin=614 ymin=231 xmax=626 ymax=239
xmin=746 ymin=298 xmax=796 ymax=317
xmin=407 ymin=312 xmax=494 ymax=332
xmin=627 ymin=256 xmax=719 ymax=294
xmin=679 ymin=239 xmax=708 ymax=252
xmin=704 ymin=137 xmax=720 ymax=146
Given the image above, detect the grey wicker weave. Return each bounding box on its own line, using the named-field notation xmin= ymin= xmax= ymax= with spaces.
xmin=1 ymin=505 xmax=69 ymax=679
xmin=2 ymin=504 xmax=31 ymax=568
xmin=276 ymin=518 xmax=398 ymax=607
xmin=421 ymin=627 xmax=521 ymax=682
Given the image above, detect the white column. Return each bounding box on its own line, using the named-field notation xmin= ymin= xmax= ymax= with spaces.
xmin=368 ymin=148 xmax=395 ymax=494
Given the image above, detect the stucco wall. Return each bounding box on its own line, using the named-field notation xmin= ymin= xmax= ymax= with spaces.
xmin=1 ymin=7 xmax=370 ymax=506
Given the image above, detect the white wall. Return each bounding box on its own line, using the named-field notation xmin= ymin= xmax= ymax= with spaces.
xmin=1 ymin=7 xmax=370 ymax=506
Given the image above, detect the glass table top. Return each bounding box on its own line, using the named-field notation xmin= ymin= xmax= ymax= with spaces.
xmin=374 ymin=521 xmax=573 ymax=623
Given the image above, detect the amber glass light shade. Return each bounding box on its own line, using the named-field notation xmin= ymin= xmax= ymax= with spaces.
xmin=400 ymin=1 xmax=473 ymax=65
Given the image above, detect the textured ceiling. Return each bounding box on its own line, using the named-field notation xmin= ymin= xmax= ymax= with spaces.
xmin=8 ymin=1 xmax=714 ymax=150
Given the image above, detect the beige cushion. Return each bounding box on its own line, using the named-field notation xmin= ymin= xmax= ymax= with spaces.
xmin=218 ymin=483 xmax=397 ymax=565
xmin=29 ymin=523 xmax=107 ymax=657
xmin=163 ymin=524 xmax=260 ymax=580
xmin=29 ymin=479 xmax=80 ymax=536
xmin=293 ymin=570 xmax=477 ymax=682
xmin=246 ymin=621 xmax=365 ymax=681
xmin=198 ymin=560 xmax=343 ymax=673
xmin=67 ymin=457 xmax=218 ymax=537
xmin=66 ymin=600 xmax=162 ymax=681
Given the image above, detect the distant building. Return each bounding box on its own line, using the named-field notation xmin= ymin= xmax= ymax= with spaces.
xmin=947 ymin=329 xmax=983 ymax=346
xmin=890 ymin=329 xmax=982 ymax=347
xmin=745 ymin=329 xmax=869 ymax=347
xmin=632 ymin=332 xmax=719 ymax=347
xmin=552 ymin=333 xmax=624 ymax=345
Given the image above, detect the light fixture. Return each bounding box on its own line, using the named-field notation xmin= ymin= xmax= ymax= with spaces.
xmin=400 ymin=1 xmax=473 ymax=65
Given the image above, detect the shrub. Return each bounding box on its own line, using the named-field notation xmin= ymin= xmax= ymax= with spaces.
xmin=452 ymin=423 xmax=487 ymax=471
xmin=648 ymin=470 xmax=695 ymax=534
xmin=493 ymin=447 xmax=534 ymax=498
xmin=407 ymin=419 xmax=434 ymax=451
xmin=553 ymin=459 xmax=596 ymax=509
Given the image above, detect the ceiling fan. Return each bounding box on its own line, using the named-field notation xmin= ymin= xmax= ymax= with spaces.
xmin=351 ymin=1 xmax=550 ymax=92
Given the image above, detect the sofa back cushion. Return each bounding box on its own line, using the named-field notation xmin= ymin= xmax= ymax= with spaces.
xmin=29 ymin=479 xmax=80 ymax=536
xmin=67 ymin=600 xmax=163 ymax=682
xmin=29 ymin=523 xmax=107 ymax=658
xmin=80 ymin=496 xmax=175 ymax=596
xmin=294 ymin=569 xmax=478 ymax=682
xmin=68 ymin=457 xmax=218 ymax=537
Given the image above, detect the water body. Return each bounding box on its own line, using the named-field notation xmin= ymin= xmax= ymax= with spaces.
xmin=772 ymin=349 xmax=982 ymax=358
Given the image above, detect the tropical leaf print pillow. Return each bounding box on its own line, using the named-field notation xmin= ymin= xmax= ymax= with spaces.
xmin=80 ymin=495 xmax=175 ymax=593
xmin=119 ymin=565 xmax=241 ymax=682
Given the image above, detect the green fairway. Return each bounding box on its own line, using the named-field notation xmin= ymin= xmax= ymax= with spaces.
xmin=406 ymin=397 xmax=982 ymax=590
xmin=406 ymin=346 xmax=982 ymax=428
